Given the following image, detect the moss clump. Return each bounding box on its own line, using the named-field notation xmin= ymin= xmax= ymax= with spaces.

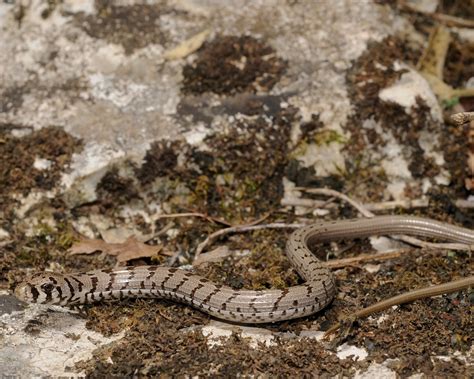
xmin=182 ymin=35 xmax=287 ymax=95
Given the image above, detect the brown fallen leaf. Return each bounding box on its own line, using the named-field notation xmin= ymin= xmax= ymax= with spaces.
xmin=193 ymin=246 xmax=231 ymax=267
xmin=69 ymin=236 xmax=172 ymax=264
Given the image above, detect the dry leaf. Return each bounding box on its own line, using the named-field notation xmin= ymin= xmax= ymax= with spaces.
xmin=193 ymin=246 xmax=231 ymax=267
xmin=69 ymin=236 xmax=171 ymax=264
xmin=164 ymin=29 xmax=210 ymax=60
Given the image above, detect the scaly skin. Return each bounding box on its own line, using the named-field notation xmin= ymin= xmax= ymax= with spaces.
xmin=14 ymin=216 xmax=474 ymax=323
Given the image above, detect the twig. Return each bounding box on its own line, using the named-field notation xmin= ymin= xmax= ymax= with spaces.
xmin=193 ymin=223 xmax=306 ymax=265
xmin=245 ymin=212 xmax=272 ymax=226
xmin=431 ymin=13 xmax=474 ymax=28
xmin=449 ymin=109 xmax=474 ymax=190
xmin=413 ymin=25 xmax=474 ymax=190
xmin=363 ymin=199 xmax=429 ymax=211
xmin=150 ymin=221 xmax=175 ymax=239
xmin=167 ymin=247 xmax=184 ymax=267
xmin=152 ymin=212 xmax=232 ymax=226
xmin=399 ymin=0 xmax=474 ymax=28
xmin=282 ymin=198 xmax=430 ymax=212
xmin=280 ymin=198 xmax=330 ymax=208
xmin=326 ymin=249 xmax=409 ymax=269
xmin=295 ymin=187 xmax=373 ymax=217
xmin=455 ymin=199 xmax=474 ymax=209
xmin=451 ymin=105 xmax=474 ymax=190
xmin=450 ymin=112 xmax=474 ymax=126
xmin=389 ymin=235 xmax=473 ymax=251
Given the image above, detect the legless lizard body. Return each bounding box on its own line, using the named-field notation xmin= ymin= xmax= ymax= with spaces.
xmin=14 ymin=216 xmax=474 ymax=323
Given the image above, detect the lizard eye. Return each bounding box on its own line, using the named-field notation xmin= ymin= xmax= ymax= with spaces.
xmin=41 ymin=283 xmax=55 ymax=293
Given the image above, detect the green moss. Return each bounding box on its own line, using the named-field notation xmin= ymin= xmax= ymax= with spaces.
xmin=313 ymin=130 xmax=346 ymax=145
xmin=289 ymin=130 xmax=346 ymax=162
xmin=56 ymin=229 xmax=76 ymax=250
xmin=12 ymin=221 xmax=77 ymax=269
xmin=288 ymin=140 xmax=308 ymax=159
xmin=442 ymin=96 xmax=459 ymax=109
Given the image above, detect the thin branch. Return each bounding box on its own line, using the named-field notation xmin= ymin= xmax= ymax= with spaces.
xmin=389 ymin=235 xmax=473 ymax=251
xmin=282 ymin=198 xmax=430 ymax=212
xmin=328 ymin=244 xmax=472 ymax=270
xmin=296 ymin=187 xmax=373 ymax=217
xmin=450 ymin=111 xmax=474 ymax=126
xmin=399 ymin=1 xmax=474 ymax=28
xmin=363 ymin=199 xmax=429 ymax=211
xmin=193 ymin=248 xmax=412 ymax=269
xmin=152 ymin=212 xmax=232 ymax=226
xmin=281 ymin=198 xmax=330 ymax=208
xmin=167 ymin=247 xmax=185 ymax=267
xmin=245 ymin=212 xmax=272 ymax=226
xmin=455 ymin=199 xmax=474 ymax=209
xmin=431 ymin=13 xmax=474 ymax=28
xmin=193 ymin=223 xmax=306 ymax=265
xmin=326 ymin=249 xmax=409 ymax=269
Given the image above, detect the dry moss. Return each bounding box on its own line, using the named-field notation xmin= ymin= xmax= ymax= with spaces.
xmin=79 ymin=300 xmax=353 ymax=377
xmin=182 ymin=35 xmax=287 ymax=95
xmin=0 ymin=125 xmax=82 ymax=198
